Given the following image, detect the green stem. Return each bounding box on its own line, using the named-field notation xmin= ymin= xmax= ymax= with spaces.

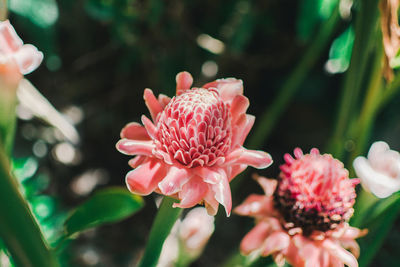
xmin=327 ymin=0 xmax=380 ymax=159
xmin=347 ymin=40 xmax=383 ymax=171
xmin=0 ymin=0 xmax=7 ymax=21
xmin=0 ymin=143 xmax=58 ymax=267
xmin=138 ymin=197 xmax=182 ymax=267
xmin=247 ymin=4 xmax=341 ymax=149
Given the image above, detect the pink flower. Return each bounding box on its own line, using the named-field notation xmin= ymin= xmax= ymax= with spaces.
xmin=0 ymin=20 xmax=43 ymax=75
xmin=116 ymin=72 xmax=272 ymax=215
xmin=235 ymin=148 xmax=366 ymax=267
xmin=353 ymin=141 xmax=400 ymax=198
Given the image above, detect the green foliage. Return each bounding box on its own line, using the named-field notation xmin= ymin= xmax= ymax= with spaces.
xmin=64 ymin=187 xmax=144 ymax=238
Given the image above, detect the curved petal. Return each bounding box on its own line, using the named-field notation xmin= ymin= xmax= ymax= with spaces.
xmin=173 ymin=175 xmax=208 ymax=209
xmin=13 ymin=44 xmax=43 ymax=75
xmin=323 ymin=239 xmax=358 ymax=267
xmin=144 ymin=88 xmax=164 ymax=121
xmin=211 ymin=171 xmax=232 ymax=216
xmin=176 ymin=71 xmax=193 ymax=95
xmin=202 ymin=78 xmax=243 ymax=103
xmin=204 ymin=190 xmax=220 ymax=216
xmin=0 ymin=20 xmax=23 ymax=54
xmin=158 ymin=166 xmax=191 ymax=195
xmin=261 ymin=231 xmax=290 ymax=256
xmin=226 ymin=148 xmax=273 ymax=169
xmin=120 ymin=122 xmax=150 ymax=140
xmin=231 ymin=114 xmax=255 ymax=147
xmin=353 ymin=156 xmax=400 ymax=198
xmin=234 ymin=194 xmax=273 ymax=217
xmin=255 ymin=176 xmax=278 ymax=197
xmin=341 ymin=226 xmax=368 ymax=240
xmin=128 ymin=156 xmax=146 ymax=168
xmin=116 ymin=139 xmax=154 ymax=156
xmin=340 ymin=239 xmax=360 ymax=259
xmin=141 ymin=115 xmax=158 ymax=139
xmin=230 ymin=95 xmax=249 ymax=122
xmin=197 ymin=167 xmax=222 ymax=184
xmin=125 ymin=159 xmax=167 ymax=195
xmin=158 ymin=93 xmax=171 ymax=108
xmin=240 ymin=221 xmax=271 ymax=255
xmin=228 ymin=164 xmax=247 ymax=181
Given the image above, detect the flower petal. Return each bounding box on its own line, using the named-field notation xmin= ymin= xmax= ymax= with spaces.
xmin=120 ymin=122 xmax=150 ymax=140
xmin=230 ymin=95 xmax=249 ymax=123
xmin=141 ymin=115 xmax=158 ymax=139
xmin=0 ymin=20 xmax=23 ymax=54
xmin=158 ymin=166 xmax=191 ymax=195
xmin=261 ymin=231 xmax=290 ymax=256
xmin=240 ymin=221 xmax=271 ymax=255
xmin=116 ymin=139 xmax=154 ymax=156
xmin=173 ymin=175 xmax=208 ymax=209
xmin=176 ymin=71 xmax=193 ymax=95
xmin=125 ymin=159 xmax=167 ymax=195
xmin=144 ymin=88 xmax=164 ymax=121
xmin=323 ymin=239 xmax=358 ymax=267
xmin=226 ymin=148 xmax=273 ymax=169
xmin=234 ymin=194 xmax=273 ymax=217
xmin=158 ymin=93 xmax=171 ymax=108
xmin=203 ymin=78 xmax=243 ymax=103
xmin=255 ymin=176 xmax=278 ymax=197
xmin=353 ymin=156 xmax=400 ymax=198
xmin=210 ymin=171 xmax=232 ymax=216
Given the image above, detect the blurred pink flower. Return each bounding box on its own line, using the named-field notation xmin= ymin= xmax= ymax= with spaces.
xmin=235 ymin=148 xmax=366 ymax=267
xmin=0 ymin=20 xmax=43 ymax=75
xmin=116 ymin=72 xmax=272 ymax=215
xmin=353 ymin=141 xmax=400 ymax=198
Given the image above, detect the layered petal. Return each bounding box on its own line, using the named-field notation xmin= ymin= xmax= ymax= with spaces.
xmin=203 ymin=78 xmax=243 ymax=103
xmin=226 ymin=148 xmax=273 ymax=169
xmin=240 ymin=220 xmax=271 ymax=255
xmin=116 ymin=139 xmax=154 ymax=156
xmin=120 ymin=122 xmax=150 ymax=140
xmin=125 ymin=159 xmax=167 ymax=195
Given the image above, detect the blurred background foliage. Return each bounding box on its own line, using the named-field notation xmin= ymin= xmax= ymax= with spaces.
xmin=3 ymin=0 xmax=400 ymax=266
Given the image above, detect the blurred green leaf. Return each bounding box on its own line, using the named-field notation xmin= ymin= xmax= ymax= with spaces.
xmin=9 ymin=0 xmax=59 ymax=28
xmin=358 ymin=193 xmax=400 ymax=267
xmin=64 ymin=187 xmax=144 ymax=237
xmin=326 ymin=26 xmax=354 ymax=73
xmin=297 ymin=0 xmax=338 ymax=41
xmin=12 ymin=157 xmax=38 ymax=182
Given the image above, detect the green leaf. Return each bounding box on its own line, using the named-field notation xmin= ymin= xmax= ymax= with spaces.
xmin=64 ymin=187 xmax=144 ymax=237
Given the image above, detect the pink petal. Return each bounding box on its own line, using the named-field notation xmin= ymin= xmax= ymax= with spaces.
xmin=231 ymin=114 xmax=255 ymax=147
xmin=120 ymin=122 xmax=150 ymax=140
xmin=226 ymin=148 xmax=273 ymax=169
xmin=340 ymin=239 xmax=360 ymax=258
xmin=228 ymin=164 xmax=247 ymax=181
xmin=128 ymin=156 xmax=146 ymax=168
xmin=255 ymin=176 xmax=277 ymax=197
xmin=141 ymin=115 xmax=158 ymax=139
xmin=261 ymin=231 xmax=290 ymax=256
xmin=125 ymin=159 xmax=167 ymax=195
xmin=230 ymin=95 xmax=249 ymax=122
xmin=341 ymin=226 xmax=368 ymax=240
xmin=0 ymin=20 xmax=23 ymax=54
xmin=176 ymin=71 xmax=193 ymax=95
xmin=197 ymin=167 xmax=222 ymax=184
xmin=158 ymin=93 xmax=171 ymax=108
xmin=299 ymin=243 xmax=321 ymax=267
xmin=173 ymin=175 xmax=208 ymax=208
xmin=210 ymin=171 xmax=232 ymax=216
xmin=116 ymin=139 xmax=154 ymax=156
xmin=13 ymin=44 xmax=43 ymax=75
xmin=323 ymin=239 xmax=358 ymax=267
xmin=203 ymin=190 xmax=220 ymax=216
xmin=158 ymin=166 xmax=191 ymax=195
xmin=234 ymin=194 xmax=272 ymax=216
xmin=202 ymin=78 xmax=243 ymax=103
xmin=144 ymin=88 xmax=164 ymax=121
xmin=240 ymin=221 xmax=271 ymax=255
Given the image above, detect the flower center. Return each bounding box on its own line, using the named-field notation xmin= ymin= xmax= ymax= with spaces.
xmin=274 ymin=152 xmax=358 ymax=236
xmin=155 ymin=88 xmax=232 ymax=168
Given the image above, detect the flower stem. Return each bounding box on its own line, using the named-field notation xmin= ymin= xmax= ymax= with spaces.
xmin=138 ymin=197 xmax=182 ymax=267
xmin=247 ymin=4 xmax=341 ymax=149
xmin=327 ymin=0 xmax=380 ymax=159
xmin=0 ymin=142 xmax=58 ymax=266
xmin=0 ymin=0 xmax=7 ymax=21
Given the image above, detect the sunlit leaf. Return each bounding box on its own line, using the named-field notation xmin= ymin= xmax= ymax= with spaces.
xmin=64 ymin=187 xmax=144 ymax=237
xmin=325 ymin=26 xmax=354 ymax=74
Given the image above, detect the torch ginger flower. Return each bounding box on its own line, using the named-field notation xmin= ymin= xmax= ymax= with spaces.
xmin=116 ymin=72 xmax=272 ymax=216
xmin=235 ymin=148 xmax=366 ymax=267
xmin=353 ymin=141 xmax=400 ymax=198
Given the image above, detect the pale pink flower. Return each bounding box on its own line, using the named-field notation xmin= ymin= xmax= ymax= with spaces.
xmin=235 ymin=148 xmax=366 ymax=267
xmin=116 ymin=72 xmax=272 ymax=215
xmin=0 ymin=20 xmax=43 ymax=75
xmin=157 ymin=207 xmax=215 ymax=267
xmin=353 ymin=141 xmax=400 ymax=198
